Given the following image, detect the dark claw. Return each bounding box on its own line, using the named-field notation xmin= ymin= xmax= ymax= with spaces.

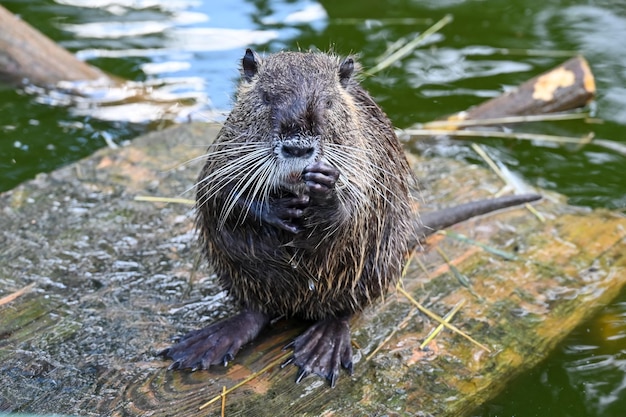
xmin=168 ymin=360 xmax=181 ymax=371
xmin=223 ymin=352 xmax=235 ymax=367
xmin=277 ymin=221 xmax=303 ymax=234
xmin=345 ymin=361 xmax=354 ymax=376
xmin=329 ymin=371 xmax=338 ymax=389
xmin=280 ymin=355 xmax=295 ymax=368
xmin=295 ymin=368 xmax=309 ymax=384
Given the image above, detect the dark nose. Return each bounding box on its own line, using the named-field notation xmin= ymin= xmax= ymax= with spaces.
xmin=281 ymin=143 xmax=315 ymax=159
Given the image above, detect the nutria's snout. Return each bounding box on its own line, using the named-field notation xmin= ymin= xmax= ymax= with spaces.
xmin=277 ymin=137 xmax=319 ymax=161
xmin=275 ymin=137 xmax=321 ymax=188
xmin=280 ymin=141 xmax=315 ymax=159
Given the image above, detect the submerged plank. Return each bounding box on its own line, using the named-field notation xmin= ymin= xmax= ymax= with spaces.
xmin=0 ymin=123 xmax=624 ymax=416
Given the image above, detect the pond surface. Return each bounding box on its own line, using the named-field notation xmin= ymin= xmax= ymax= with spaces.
xmin=1 ymin=0 xmax=625 ymax=416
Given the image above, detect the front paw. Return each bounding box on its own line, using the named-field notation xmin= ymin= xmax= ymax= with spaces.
xmin=283 ymin=316 xmax=353 ymax=388
xmin=264 ymin=195 xmax=310 ymax=234
xmin=303 ymin=160 xmax=340 ymax=202
xmin=159 ymin=310 xmax=268 ymax=371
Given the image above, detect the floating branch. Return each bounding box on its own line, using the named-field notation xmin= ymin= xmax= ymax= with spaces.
xmin=402 ymin=128 xmax=595 ymax=146
xmin=446 ymin=55 xmax=595 ymax=121
xmin=0 ymin=4 xmax=109 ymax=86
xmin=420 ymin=112 xmax=592 ymax=130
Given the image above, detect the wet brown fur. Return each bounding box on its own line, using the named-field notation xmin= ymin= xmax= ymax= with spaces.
xmin=195 ymin=51 xmax=414 ymax=320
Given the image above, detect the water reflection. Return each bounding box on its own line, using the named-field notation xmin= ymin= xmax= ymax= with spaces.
xmin=406 ymin=48 xmax=532 ymax=89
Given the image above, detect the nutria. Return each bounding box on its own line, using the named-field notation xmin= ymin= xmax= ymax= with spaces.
xmin=159 ymin=49 xmax=540 ymax=386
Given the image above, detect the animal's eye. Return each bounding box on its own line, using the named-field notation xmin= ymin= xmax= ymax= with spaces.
xmin=262 ymin=91 xmax=272 ymax=105
xmin=325 ymin=98 xmax=333 ymax=109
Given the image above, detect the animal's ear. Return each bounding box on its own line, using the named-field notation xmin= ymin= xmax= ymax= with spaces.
xmin=242 ymin=49 xmax=261 ymax=81
xmin=338 ymin=57 xmax=354 ymax=87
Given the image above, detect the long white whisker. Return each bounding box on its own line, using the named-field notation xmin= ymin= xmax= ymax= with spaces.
xmin=324 ymin=144 xmax=408 ymax=209
xmin=237 ymin=158 xmax=276 ymax=224
xmin=218 ymin=154 xmax=274 ymax=227
xmin=171 ymin=143 xmax=264 ymax=172
xmin=190 ymin=147 xmax=269 ymax=198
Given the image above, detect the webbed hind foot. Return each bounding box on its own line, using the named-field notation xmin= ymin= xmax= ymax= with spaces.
xmin=283 ymin=315 xmax=353 ymax=388
xmin=159 ymin=309 xmax=269 ymax=371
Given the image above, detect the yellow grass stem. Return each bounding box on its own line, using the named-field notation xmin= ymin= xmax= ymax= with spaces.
xmin=221 ymin=386 xmax=227 ymax=417
xmin=396 ymin=285 xmax=491 ymax=352
xmin=0 ymin=283 xmax=35 ymax=306
xmin=368 ymin=14 xmax=453 ymax=76
xmin=470 ymin=144 xmax=511 ymax=189
xmin=134 ymin=195 xmax=195 ymax=205
xmin=198 ymin=351 xmax=292 ymax=410
xmin=420 ymin=300 xmax=466 ymax=349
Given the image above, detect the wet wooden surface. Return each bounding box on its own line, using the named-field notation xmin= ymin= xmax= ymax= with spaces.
xmin=1 ymin=123 xmax=625 ymax=417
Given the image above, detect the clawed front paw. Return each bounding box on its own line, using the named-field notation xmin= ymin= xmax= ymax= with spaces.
xmin=266 ymin=194 xmax=309 ymax=234
xmin=282 ymin=317 xmax=353 ymax=388
xmin=303 ymin=160 xmax=340 ymax=201
xmin=264 ymin=160 xmax=340 ymax=233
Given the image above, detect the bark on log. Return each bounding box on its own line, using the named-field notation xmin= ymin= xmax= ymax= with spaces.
xmin=0 ymin=123 xmax=624 ymax=417
xmin=0 ymin=4 xmax=110 ymax=85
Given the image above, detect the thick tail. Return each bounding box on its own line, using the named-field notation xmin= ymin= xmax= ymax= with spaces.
xmin=413 ymin=193 xmax=542 ymax=244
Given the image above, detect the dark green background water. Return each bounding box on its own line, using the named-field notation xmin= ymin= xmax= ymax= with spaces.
xmin=1 ymin=1 xmax=625 ymax=415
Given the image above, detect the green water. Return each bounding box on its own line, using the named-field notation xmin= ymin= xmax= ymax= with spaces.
xmin=1 ymin=0 xmax=625 ymax=415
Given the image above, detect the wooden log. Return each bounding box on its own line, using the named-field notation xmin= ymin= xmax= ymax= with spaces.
xmin=0 ymin=123 xmax=624 ymax=416
xmin=0 ymin=5 xmax=110 ymax=86
xmin=429 ymin=55 xmax=596 ymax=127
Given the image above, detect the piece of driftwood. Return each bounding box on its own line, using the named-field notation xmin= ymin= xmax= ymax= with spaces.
xmin=0 ymin=122 xmax=624 ymax=417
xmin=0 ymin=5 xmax=109 ymax=86
xmin=424 ymin=55 xmax=595 ymax=128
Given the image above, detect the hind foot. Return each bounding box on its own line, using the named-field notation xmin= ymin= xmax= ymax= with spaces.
xmin=159 ymin=309 xmax=269 ymax=371
xmin=283 ymin=316 xmax=353 ymax=387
